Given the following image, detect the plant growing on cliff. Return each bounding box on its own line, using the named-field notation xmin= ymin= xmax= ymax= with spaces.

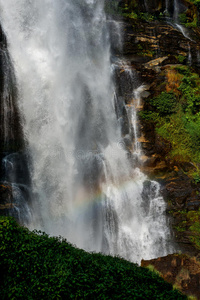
xmin=142 ymin=65 xmax=200 ymax=166
xmin=171 ymin=209 xmax=200 ymax=250
xmin=190 ymin=0 xmax=200 ymax=10
xmin=150 ymin=92 xmax=177 ymax=116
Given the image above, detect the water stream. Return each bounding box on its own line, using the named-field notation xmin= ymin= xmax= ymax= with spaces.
xmin=0 ymin=0 xmax=174 ymax=263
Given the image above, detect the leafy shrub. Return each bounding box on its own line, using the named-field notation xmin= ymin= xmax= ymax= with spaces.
xmin=0 ymin=217 xmax=187 ymax=300
xmin=156 ymin=111 xmax=193 ymax=162
xmin=150 ymin=92 xmax=177 ymax=115
xmin=179 ymin=13 xmax=187 ymax=24
xmin=143 ymin=66 xmax=200 ymax=165
xmin=177 ymin=55 xmax=186 ymax=64
xmin=171 ymin=209 xmax=200 ymax=250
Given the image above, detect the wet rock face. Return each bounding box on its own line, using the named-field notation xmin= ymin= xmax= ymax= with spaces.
xmin=0 ymin=31 xmax=23 ymax=154
xmin=121 ymin=19 xmax=200 ymax=69
xmin=0 ymin=25 xmax=31 ymax=222
xmin=113 ymin=0 xmax=200 ymax=253
xmin=0 ymin=182 xmax=13 ymax=213
xmin=119 ymin=0 xmax=165 ymax=13
xmin=141 ymin=254 xmax=200 ymax=299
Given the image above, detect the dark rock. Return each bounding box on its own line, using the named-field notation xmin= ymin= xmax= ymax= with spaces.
xmin=0 ymin=182 xmax=13 ymax=205
xmin=141 ymin=253 xmax=200 ymax=299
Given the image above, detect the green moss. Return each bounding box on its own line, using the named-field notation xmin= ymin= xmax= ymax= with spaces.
xmin=171 ymin=209 xmax=200 ymax=250
xmin=187 ymin=296 xmax=198 ymax=300
xmin=139 ymin=12 xmax=155 ymax=22
xmin=177 ymin=55 xmax=187 ymax=64
xmin=0 ymin=217 xmax=187 ymax=299
xmin=146 ymin=265 xmax=162 ymax=276
xmin=142 ymin=66 xmax=200 ymax=167
xmin=150 ymin=92 xmax=177 ymax=115
xmin=178 ymin=1 xmax=199 ymax=28
xmin=137 ymin=49 xmax=155 ymax=57
xmin=189 ymin=0 xmax=200 ymax=10
xmin=123 ymin=11 xmax=138 ymax=19
xmin=179 ymin=13 xmax=188 ymax=24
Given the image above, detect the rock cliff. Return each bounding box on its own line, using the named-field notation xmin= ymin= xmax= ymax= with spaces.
xmin=111 ymin=0 xmax=200 ymax=297
xmin=0 ymin=25 xmax=30 ymax=222
xmin=110 ymin=0 xmax=200 ymax=256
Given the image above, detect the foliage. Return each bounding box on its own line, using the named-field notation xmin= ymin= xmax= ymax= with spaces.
xmin=179 ymin=13 xmax=187 ymax=24
xmin=146 ymin=265 xmax=162 ymax=276
xmin=156 ymin=111 xmax=193 ymax=162
xmin=142 ymin=65 xmax=200 ymax=167
xmin=179 ymin=12 xmax=198 ymax=28
xmin=139 ymin=111 xmax=160 ymax=121
xmin=139 ymin=12 xmax=155 ymax=22
xmin=165 ymin=69 xmax=182 ymax=93
xmin=188 ymin=296 xmax=198 ymax=300
xmin=150 ymin=92 xmax=177 ymax=115
xmin=137 ymin=49 xmax=155 ymax=57
xmin=192 ymin=169 xmax=200 ymax=183
xmin=172 ymin=209 xmax=200 ymax=250
xmin=0 ymin=216 xmax=187 ymax=300
xmin=119 ymin=1 xmax=156 ymax=22
xmin=177 ymin=55 xmax=187 ymax=64
xmin=123 ymin=11 xmax=138 ymax=19
xmin=189 ymin=0 xmax=200 ymax=10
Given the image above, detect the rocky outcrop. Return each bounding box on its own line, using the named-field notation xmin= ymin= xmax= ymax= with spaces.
xmin=0 ymin=182 xmax=13 ymax=212
xmin=0 ymin=26 xmax=23 ymax=153
xmin=141 ymin=253 xmax=200 ymax=299
xmin=111 ymin=0 xmax=200 ymax=253
xmin=0 ymin=25 xmax=31 ymax=220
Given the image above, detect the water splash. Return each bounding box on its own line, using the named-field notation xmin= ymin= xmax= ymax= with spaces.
xmin=164 ymin=0 xmax=193 ymax=41
xmin=0 ymin=0 xmax=174 ymax=263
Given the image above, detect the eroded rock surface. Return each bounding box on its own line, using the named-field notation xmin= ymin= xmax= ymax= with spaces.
xmin=141 ymin=254 xmax=200 ymax=299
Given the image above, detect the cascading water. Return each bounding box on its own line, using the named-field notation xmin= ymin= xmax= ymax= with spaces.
xmin=165 ymin=0 xmax=169 ymax=15
xmin=0 ymin=0 xmax=174 ymax=263
xmin=169 ymin=0 xmax=192 ymax=40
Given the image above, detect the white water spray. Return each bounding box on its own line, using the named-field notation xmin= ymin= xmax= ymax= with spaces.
xmin=0 ymin=0 xmax=173 ymax=263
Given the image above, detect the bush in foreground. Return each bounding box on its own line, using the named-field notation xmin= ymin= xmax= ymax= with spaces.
xmin=0 ymin=217 xmax=186 ymax=299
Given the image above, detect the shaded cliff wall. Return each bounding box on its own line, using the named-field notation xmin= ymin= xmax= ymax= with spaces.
xmin=0 ymin=25 xmax=31 ymax=222
xmin=110 ymin=0 xmax=200 ymax=254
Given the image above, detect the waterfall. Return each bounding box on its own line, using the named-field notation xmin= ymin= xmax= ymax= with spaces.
xmin=173 ymin=0 xmax=179 ymax=22
xmin=165 ymin=0 xmax=169 ymax=15
xmin=170 ymin=0 xmax=192 ymax=41
xmin=0 ymin=0 xmax=174 ymax=263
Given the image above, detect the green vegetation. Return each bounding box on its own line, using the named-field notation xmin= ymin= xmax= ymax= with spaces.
xmin=122 ymin=11 xmax=138 ymax=19
xmin=141 ymin=65 xmax=200 ymax=179
xmin=122 ymin=10 xmax=155 ymax=22
xmin=173 ymin=209 xmax=200 ymax=250
xmin=116 ymin=0 xmax=199 ymax=26
xmin=189 ymin=0 xmax=200 ymax=10
xmin=118 ymin=1 xmax=156 ymax=22
xmin=146 ymin=264 xmax=162 ymax=276
xmin=137 ymin=49 xmax=155 ymax=57
xmin=177 ymin=55 xmax=187 ymax=64
xmin=179 ymin=0 xmax=199 ymax=28
xmin=179 ymin=12 xmax=198 ymax=28
xmin=150 ymin=92 xmax=177 ymax=115
xmin=0 ymin=216 xmax=187 ymax=300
